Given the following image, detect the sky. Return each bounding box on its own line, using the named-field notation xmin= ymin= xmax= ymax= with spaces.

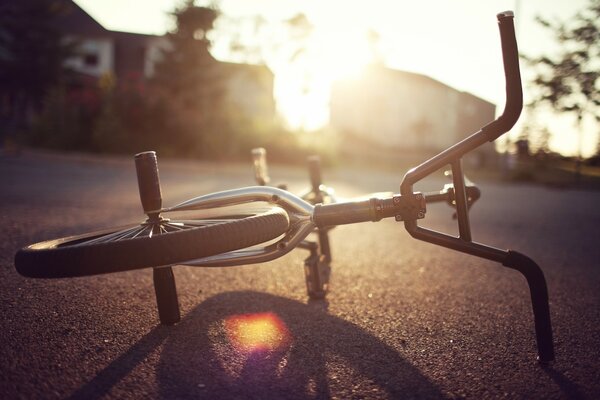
xmin=74 ymin=0 xmax=596 ymax=157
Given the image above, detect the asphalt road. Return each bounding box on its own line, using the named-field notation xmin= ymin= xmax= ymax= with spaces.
xmin=1 ymin=150 xmax=599 ymax=399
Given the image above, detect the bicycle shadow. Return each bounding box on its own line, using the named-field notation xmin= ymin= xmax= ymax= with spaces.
xmin=542 ymin=365 xmax=586 ymax=400
xmin=156 ymin=291 xmax=444 ymax=399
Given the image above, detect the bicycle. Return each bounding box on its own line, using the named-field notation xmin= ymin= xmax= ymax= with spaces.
xmin=14 ymin=11 xmax=554 ymax=364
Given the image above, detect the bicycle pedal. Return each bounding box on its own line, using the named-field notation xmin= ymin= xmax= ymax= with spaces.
xmin=304 ymin=255 xmax=330 ymax=300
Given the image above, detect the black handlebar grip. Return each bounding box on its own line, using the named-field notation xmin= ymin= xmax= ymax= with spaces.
xmin=483 ymin=11 xmax=523 ymax=139
xmin=314 ymin=199 xmax=378 ymax=228
xmin=135 ymin=151 xmax=162 ymax=214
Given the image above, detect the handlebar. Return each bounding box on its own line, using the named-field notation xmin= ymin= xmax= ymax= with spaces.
xmin=482 ymin=11 xmax=523 ymax=140
xmin=398 ymin=10 xmax=523 ymax=256
xmin=392 ymin=13 xmax=553 ymax=364
xmin=400 ymin=11 xmax=522 ymax=194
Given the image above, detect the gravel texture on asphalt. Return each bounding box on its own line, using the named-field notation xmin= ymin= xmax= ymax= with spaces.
xmin=1 ymin=150 xmax=599 ymax=399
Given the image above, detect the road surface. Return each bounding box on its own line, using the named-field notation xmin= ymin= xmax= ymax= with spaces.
xmin=1 ymin=150 xmax=599 ymax=399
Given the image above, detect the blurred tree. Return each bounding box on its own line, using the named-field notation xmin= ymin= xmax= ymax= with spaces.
xmin=218 ymin=12 xmax=315 ymax=130
xmin=29 ymin=86 xmax=91 ymax=150
xmin=0 ymin=0 xmax=72 ymax=144
xmin=523 ymin=0 xmax=600 ymax=160
xmin=222 ymin=12 xmax=313 ymax=68
xmin=225 ymin=15 xmax=269 ymax=64
xmin=151 ymin=2 xmax=228 ymax=157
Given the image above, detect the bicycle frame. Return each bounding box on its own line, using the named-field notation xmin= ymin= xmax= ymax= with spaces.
xmin=143 ymin=11 xmax=555 ymax=364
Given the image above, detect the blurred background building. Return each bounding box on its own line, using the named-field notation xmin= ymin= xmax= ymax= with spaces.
xmin=55 ymin=0 xmax=275 ymax=123
xmin=331 ymin=65 xmax=496 ymax=166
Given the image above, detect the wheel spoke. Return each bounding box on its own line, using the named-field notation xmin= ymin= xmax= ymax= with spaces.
xmin=131 ymin=225 xmax=152 ymax=239
xmin=72 ymin=226 xmax=141 ymax=246
xmin=164 ymin=222 xmax=185 ymax=230
xmin=163 ymin=223 xmax=185 ymax=231
xmin=112 ymin=226 xmax=147 ymax=241
xmin=168 ymin=218 xmax=245 ymax=227
xmin=65 ymin=214 xmax=254 ymax=247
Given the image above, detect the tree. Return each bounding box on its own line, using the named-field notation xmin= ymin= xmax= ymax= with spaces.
xmin=0 ymin=0 xmax=72 ymax=143
xmin=523 ymin=0 xmax=600 ymax=159
xmin=216 ymin=12 xmax=316 ymax=130
xmin=221 ymin=12 xmax=313 ymax=69
xmin=151 ymin=2 xmax=227 ymax=156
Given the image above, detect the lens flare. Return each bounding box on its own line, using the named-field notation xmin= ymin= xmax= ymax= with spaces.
xmin=225 ymin=312 xmax=291 ymax=353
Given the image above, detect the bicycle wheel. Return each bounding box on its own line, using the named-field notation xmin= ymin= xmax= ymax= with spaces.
xmin=15 ymin=207 xmax=290 ymax=278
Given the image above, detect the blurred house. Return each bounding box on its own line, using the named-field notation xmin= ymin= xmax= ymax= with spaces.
xmin=331 ymin=65 xmax=496 ymax=166
xmin=56 ymin=0 xmax=274 ymax=120
xmin=55 ymin=1 xmax=166 ymax=84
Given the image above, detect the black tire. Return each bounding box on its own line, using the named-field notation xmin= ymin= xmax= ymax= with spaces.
xmin=15 ymin=207 xmax=289 ymax=278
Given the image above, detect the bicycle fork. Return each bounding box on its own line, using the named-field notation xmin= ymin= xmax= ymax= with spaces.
xmin=135 ymin=151 xmax=181 ymax=325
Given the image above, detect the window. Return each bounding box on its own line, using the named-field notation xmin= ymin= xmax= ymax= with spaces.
xmin=84 ymin=53 xmax=98 ymax=67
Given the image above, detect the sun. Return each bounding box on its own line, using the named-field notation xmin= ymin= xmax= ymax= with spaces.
xmin=274 ymin=28 xmax=373 ymax=131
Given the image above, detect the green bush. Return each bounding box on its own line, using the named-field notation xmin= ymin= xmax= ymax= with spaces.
xmin=29 ymin=86 xmax=96 ymax=150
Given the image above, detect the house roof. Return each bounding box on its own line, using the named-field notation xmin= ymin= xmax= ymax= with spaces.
xmin=55 ymin=0 xmax=108 ymax=37
xmin=355 ymin=64 xmax=495 ymax=108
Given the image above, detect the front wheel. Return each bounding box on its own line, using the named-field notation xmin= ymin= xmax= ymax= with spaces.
xmin=15 ymin=207 xmax=290 ymax=278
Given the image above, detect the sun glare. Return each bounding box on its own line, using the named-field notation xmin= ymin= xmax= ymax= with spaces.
xmin=275 ymin=28 xmax=372 ymax=131
xmin=225 ymin=312 xmax=291 ymax=353
xmin=73 ymin=0 xmax=600 ymax=156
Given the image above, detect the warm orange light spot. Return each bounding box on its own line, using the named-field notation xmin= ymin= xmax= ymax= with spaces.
xmin=225 ymin=312 xmax=291 ymax=353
